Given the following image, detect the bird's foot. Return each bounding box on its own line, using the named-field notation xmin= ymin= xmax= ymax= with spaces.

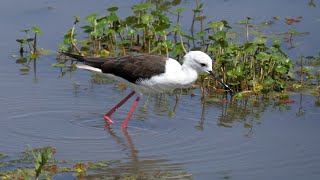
xmin=104 ymin=115 xmax=114 ymax=125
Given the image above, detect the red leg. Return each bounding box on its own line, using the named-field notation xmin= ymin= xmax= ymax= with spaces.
xmin=121 ymin=96 xmax=140 ymax=130
xmin=104 ymin=91 xmax=135 ymax=124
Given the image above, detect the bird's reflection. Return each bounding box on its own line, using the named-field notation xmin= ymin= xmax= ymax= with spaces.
xmin=92 ymin=125 xmax=190 ymax=179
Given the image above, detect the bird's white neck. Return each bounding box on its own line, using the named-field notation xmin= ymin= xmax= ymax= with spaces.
xmin=180 ymin=64 xmax=199 ymax=87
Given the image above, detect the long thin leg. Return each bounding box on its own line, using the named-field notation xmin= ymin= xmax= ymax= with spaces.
xmin=121 ymin=96 xmax=140 ymax=130
xmin=104 ymin=91 xmax=135 ymax=124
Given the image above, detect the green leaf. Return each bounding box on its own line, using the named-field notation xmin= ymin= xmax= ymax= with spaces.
xmin=236 ymin=20 xmax=248 ymax=24
xmin=30 ymin=53 xmax=39 ymax=59
xmin=209 ymin=21 xmax=224 ymax=29
xmin=253 ymin=37 xmax=267 ymax=44
xmin=51 ymin=63 xmax=66 ymax=68
xmin=107 ymin=13 xmax=120 ymax=22
xmin=308 ymin=1 xmax=316 ymax=7
xmin=171 ymin=25 xmax=181 ymax=32
xmin=194 ymin=15 xmax=206 ymax=21
xmin=97 ymin=162 xmax=109 ymax=167
xmin=75 ymin=16 xmax=81 ymax=23
xmin=118 ymin=40 xmax=131 ymax=45
xmin=263 ymin=77 xmax=275 ymax=87
xmin=141 ymin=13 xmax=154 ymax=24
xmin=16 ymin=39 xmax=28 ymax=44
xmin=275 ymin=65 xmax=287 ymax=74
xmin=256 ymin=52 xmax=271 ymax=61
xmin=21 ymin=29 xmax=30 ymax=33
xmin=88 ymin=164 xmax=97 ymax=170
xmin=132 ymin=3 xmax=153 ymax=12
xmin=20 ymin=68 xmax=29 ymax=72
xmin=0 ymin=154 xmax=8 ymax=159
xmin=196 ymin=31 xmax=205 ymax=37
xmin=107 ymin=6 xmax=119 ymax=12
xmin=173 ymin=7 xmax=185 ymax=13
xmin=182 ymin=33 xmax=196 ymax=40
xmin=16 ymin=58 xmax=27 ymax=64
xmin=128 ymin=29 xmax=136 ymax=35
xmin=91 ymin=30 xmax=101 ymax=38
xmin=59 ymin=44 xmax=68 ymax=51
xmin=272 ymin=38 xmax=281 ymax=45
xmin=212 ymin=31 xmax=227 ymax=40
xmin=85 ymin=13 xmax=98 ymax=23
xmin=31 ymin=26 xmax=43 ymax=34
xmin=100 ymin=49 xmax=109 ymax=57
xmin=97 ymin=18 xmax=108 ymax=29
xmin=104 ymin=29 xmax=116 ymax=34
xmin=288 ymin=28 xmax=297 ymax=34
xmin=26 ymin=38 xmax=34 ymax=42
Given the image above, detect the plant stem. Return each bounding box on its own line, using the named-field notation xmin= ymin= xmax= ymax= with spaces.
xmin=178 ymin=32 xmax=187 ymax=54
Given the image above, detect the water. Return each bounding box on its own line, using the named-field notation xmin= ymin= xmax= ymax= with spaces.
xmin=0 ymin=0 xmax=319 ymax=179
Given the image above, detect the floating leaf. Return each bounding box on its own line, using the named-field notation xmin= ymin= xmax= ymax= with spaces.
xmin=97 ymin=162 xmax=109 ymax=167
xmin=16 ymin=58 xmax=27 ymax=64
xmin=20 ymin=68 xmax=29 ymax=72
xmin=236 ymin=20 xmax=248 ymax=24
xmin=51 ymin=63 xmax=66 ymax=68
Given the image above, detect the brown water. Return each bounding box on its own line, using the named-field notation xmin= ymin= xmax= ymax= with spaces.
xmin=0 ymin=0 xmax=320 ymax=179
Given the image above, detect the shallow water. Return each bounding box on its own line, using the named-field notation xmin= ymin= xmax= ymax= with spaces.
xmin=0 ymin=0 xmax=320 ymax=179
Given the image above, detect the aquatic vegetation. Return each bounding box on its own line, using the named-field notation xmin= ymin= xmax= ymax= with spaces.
xmin=54 ymin=1 xmax=299 ymax=95
xmin=16 ymin=26 xmax=43 ymax=59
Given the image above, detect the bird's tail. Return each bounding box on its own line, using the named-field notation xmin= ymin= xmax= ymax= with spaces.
xmin=75 ymin=64 xmax=102 ymax=73
xmin=60 ymin=52 xmax=86 ymax=62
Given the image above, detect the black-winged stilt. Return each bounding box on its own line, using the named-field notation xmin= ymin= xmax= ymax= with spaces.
xmin=62 ymin=51 xmax=233 ymax=129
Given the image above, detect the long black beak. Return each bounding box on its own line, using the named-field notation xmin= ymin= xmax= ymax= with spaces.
xmin=209 ymin=71 xmax=235 ymax=94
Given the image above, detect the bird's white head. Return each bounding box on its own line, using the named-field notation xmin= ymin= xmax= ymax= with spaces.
xmin=182 ymin=51 xmax=213 ymax=74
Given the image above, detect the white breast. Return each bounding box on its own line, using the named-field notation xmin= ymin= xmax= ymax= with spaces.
xmin=138 ymin=58 xmax=198 ymax=93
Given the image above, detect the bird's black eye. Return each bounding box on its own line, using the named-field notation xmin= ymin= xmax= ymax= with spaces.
xmin=200 ymin=63 xmax=206 ymax=67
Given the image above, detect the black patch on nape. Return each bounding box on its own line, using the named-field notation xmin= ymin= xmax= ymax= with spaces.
xmin=100 ymin=54 xmax=167 ymax=83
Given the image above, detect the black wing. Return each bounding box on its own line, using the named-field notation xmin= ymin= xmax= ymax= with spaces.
xmin=101 ymin=55 xmax=167 ymax=83
xmin=62 ymin=52 xmax=167 ymax=83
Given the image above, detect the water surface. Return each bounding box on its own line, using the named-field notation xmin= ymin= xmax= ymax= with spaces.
xmin=0 ymin=0 xmax=319 ymax=179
